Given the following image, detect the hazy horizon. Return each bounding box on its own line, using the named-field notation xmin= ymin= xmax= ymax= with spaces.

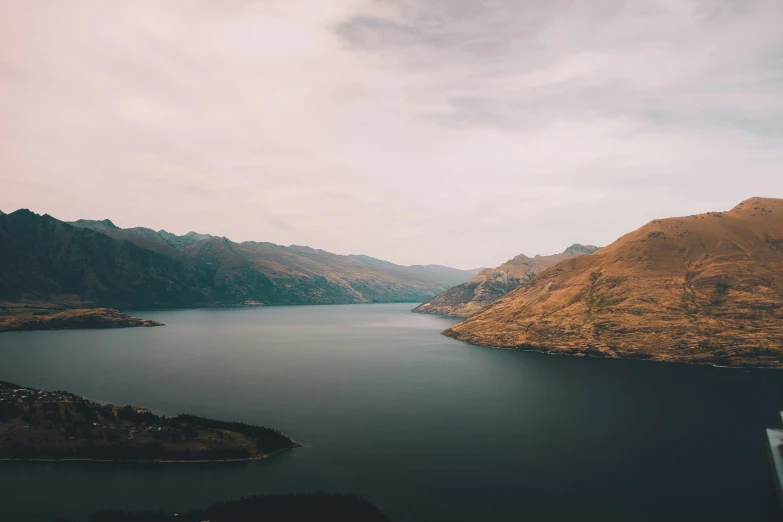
xmin=2 ymin=0 xmax=782 ymax=269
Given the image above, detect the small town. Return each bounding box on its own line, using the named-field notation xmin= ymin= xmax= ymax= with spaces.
xmin=0 ymin=381 xmax=162 ymax=441
xmin=0 ymin=381 xmax=293 ymax=462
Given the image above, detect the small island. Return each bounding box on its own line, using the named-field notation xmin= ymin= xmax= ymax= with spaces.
xmin=0 ymin=308 xmax=163 ymax=333
xmin=0 ymin=381 xmax=296 ymax=462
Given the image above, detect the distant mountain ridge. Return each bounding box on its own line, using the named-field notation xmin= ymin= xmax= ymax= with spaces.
xmin=444 ymin=197 xmax=783 ymax=368
xmin=413 ymin=244 xmax=599 ymax=317
xmin=0 ymin=210 xmax=479 ymax=309
xmin=348 ymin=254 xmax=484 ymax=287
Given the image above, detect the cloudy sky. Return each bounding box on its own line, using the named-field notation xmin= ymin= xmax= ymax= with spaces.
xmin=1 ymin=0 xmax=781 ymax=268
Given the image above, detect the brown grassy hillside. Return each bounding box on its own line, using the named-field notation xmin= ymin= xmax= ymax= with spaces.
xmin=444 ymin=198 xmax=783 ymax=368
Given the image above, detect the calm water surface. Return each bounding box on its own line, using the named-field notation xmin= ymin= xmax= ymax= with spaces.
xmin=1 ymin=303 xmax=782 ymax=521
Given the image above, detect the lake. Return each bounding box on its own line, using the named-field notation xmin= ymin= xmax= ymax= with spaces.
xmin=1 ymin=303 xmax=782 ymax=521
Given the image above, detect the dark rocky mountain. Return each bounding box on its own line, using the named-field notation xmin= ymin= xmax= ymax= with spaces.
xmin=0 ymin=210 xmax=477 ymax=309
xmin=413 ymin=244 xmax=599 ymax=317
xmin=444 ymin=197 xmax=783 ymax=368
xmin=71 ymin=218 xmax=119 ymax=229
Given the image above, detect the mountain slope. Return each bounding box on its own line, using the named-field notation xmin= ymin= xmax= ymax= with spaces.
xmin=444 ymin=197 xmax=783 ymax=368
xmin=69 ymin=223 xmax=481 ymax=302
xmin=0 ymin=210 xmax=477 ymax=309
xmin=349 ymin=255 xmax=484 ymax=287
xmin=413 ymin=244 xmax=599 ymax=317
xmin=0 ymin=210 xmax=224 ymax=308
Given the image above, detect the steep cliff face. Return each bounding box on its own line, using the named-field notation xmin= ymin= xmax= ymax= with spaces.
xmin=444 ymin=198 xmax=783 ymax=368
xmin=413 ymin=244 xmax=599 ymax=317
xmin=0 ymin=210 xmax=477 ymax=309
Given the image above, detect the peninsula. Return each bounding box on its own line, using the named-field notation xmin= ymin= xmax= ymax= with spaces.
xmin=0 ymin=381 xmax=296 ymax=461
xmin=0 ymin=308 xmax=163 ymax=333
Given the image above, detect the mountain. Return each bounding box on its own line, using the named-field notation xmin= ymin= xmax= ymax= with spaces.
xmin=403 ymin=264 xmax=486 ymax=286
xmin=349 ymin=254 xmax=484 ymax=287
xmin=0 ymin=210 xmax=478 ymax=309
xmin=444 ymin=197 xmax=783 ymax=368
xmin=413 ymin=244 xmax=599 ymax=317
xmin=71 ymin=218 xmax=119 ymax=229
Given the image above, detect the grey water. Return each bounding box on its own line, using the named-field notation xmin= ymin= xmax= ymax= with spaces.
xmin=1 ymin=303 xmax=782 ymax=522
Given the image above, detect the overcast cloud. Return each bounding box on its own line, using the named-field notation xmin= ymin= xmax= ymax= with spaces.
xmin=1 ymin=0 xmax=781 ymax=268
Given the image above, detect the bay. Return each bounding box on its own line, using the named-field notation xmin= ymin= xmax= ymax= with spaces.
xmin=0 ymin=303 xmax=781 ymax=521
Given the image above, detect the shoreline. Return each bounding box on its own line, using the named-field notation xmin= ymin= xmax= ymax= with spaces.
xmin=2 ymin=301 xmax=426 ymax=315
xmin=124 ymin=301 xmax=424 ymax=313
xmin=0 ymin=443 xmax=300 ymax=464
xmin=445 ymin=335 xmax=782 ymax=371
xmin=0 ymin=381 xmax=301 ymax=466
xmin=0 ymin=323 xmax=162 ymax=334
xmin=0 ymin=308 xmax=163 ymax=334
xmin=410 ymin=308 xmax=468 ymax=319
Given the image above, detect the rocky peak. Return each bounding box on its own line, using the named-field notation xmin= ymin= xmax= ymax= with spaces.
xmin=71 ymin=218 xmax=119 ymax=229
xmin=564 ymin=243 xmax=600 ymax=255
xmin=9 ymin=208 xmax=37 ymax=218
